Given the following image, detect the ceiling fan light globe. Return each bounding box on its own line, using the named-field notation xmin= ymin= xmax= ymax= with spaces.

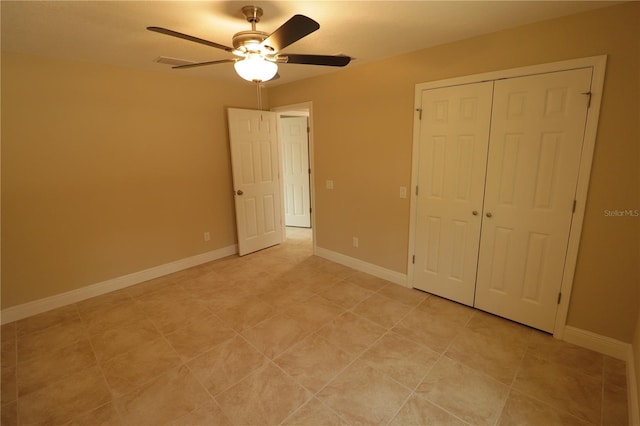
xmin=234 ymin=54 xmax=278 ymax=82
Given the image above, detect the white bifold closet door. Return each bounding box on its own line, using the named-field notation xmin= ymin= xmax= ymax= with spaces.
xmin=413 ymin=81 xmax=494 ymax=306
xmin=413 ymin=68 xmax=592 ymax=332
xmin=474 ymin=68 xmax=592 ymax=332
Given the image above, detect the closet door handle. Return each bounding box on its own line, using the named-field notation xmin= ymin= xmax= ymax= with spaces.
xmin=236 ymin=190 xmax=244 ymax=195
xmin=472 ymin=210 xmax=478 ymax=216
xmin=486 ymin=212 xmax=493 ymax=218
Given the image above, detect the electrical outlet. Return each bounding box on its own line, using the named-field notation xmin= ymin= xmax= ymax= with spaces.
xmin=326 ymin=180 xmax=334 ymax=190
xmin=352 ymin=237 xmax=359 ymax=248
xmin=400 ymin=186 xmax=408 ymax=199
xmin=204 ymin=231 xmax=211 ymax=242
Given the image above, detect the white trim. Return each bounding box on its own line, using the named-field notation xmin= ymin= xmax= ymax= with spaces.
xmin=408 ymin=55 xmax=607 ymax=339
xmin=563 ymin=326 xmax=630 ymax=360
xmin=1 ymin=245 xmax=237 ymax=324
xmin=315 ymin=246 xmax=408 ymax=287
xmin=627 ymin=345 xmax=640 ymax=426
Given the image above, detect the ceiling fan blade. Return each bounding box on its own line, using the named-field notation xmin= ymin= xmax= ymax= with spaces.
xmin=172 ymin=59 xmax=236 ymax=69
xmin=147 ymin=27 xmax=233 ymax=52
xmin=261 ymin=15 xmax=319 ymax=53
xmin=283 ymin=54 xmax=351 ymax=67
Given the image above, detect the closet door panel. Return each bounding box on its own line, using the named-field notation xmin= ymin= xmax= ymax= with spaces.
xmin=413 ymin=82 xmax=493 ymax=306
xmin=475 ymin=68 xmax=592 ymax=332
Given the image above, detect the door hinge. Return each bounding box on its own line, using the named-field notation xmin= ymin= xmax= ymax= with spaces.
xmin=415 ymin=186 xmax=419 ymax=196
xmin=582 ymin=92 xmax=592 ymax=108
xmin=572 ymin=199 xmax=577 ymax=213
xmin=307 ymin=127 xmax=310 ymax=133
xmin=308 ymin=168 xmax=311 ymax=175
xmin=415 ymin=108 xmax=423 ymax=120
xmin=412 ymin=255 xmax=415 ymax=264
xmin=557 ymin=292 xmax=562 ymax=304
xmin=310 ymin=207 xmax=312 ymax=213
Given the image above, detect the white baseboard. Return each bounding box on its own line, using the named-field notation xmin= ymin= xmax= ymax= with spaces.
xmin=563 ymin=326 xmax=639 ymax=425
xmin=563 ymin=325 xmax=630 ymax=360
xmin=314 ymin=246 xmax=408 ymax=287
xmin=626 ymin=345 xmax=640 ymax=426
xmin=1 ymin=245 xmax=237 ymax=325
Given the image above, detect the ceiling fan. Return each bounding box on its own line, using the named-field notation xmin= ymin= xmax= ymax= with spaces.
xmin=148 ymin=5 xmax=351 ymax=83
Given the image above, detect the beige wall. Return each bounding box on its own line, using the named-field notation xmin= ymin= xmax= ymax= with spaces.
xmin=1 ymin=52 xmax=260 ymax=308
xmin=268 ymin=3 xmax=640 ymax=342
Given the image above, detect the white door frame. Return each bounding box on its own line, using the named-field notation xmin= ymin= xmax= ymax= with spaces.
xmin=271 ymin=102 xmax=317 ymax=253
xmin=408 ymin=55 xmax=607 ymax=338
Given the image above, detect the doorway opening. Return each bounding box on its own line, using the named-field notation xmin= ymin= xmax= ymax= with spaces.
xmin=272 ymin=102 xmax=316 ymax=252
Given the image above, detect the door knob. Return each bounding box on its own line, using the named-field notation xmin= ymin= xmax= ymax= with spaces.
xmin=472 ymin=210 xmax=478 ymax=216
xmin=236 ymin=190 xmax=243 ymax=195
xmin=486 ymin=212 xmax=492 ymax=218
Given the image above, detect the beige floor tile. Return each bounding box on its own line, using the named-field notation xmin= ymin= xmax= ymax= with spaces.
xmin=284 ymin=295 xmax=345 ymax=333
xmin=498 ymin=391 xmax=592 ymax=426
xmin=275 ymin=334 xmax=353 ymax=393
xmin=1 ymin=366 xmax=16 ymax=405
xmin=353 ymin=293 xmax=412 ymax=328
xmin=80 ymin=300 xmax=147 ymax=334
xmin=1 ymin=401 xmax=17 ymax=426
xmin=317 ymin=311 xmax=386 ymax=355
xmin=344 ymin=271 xmax=390 ymax=291
xmin=186 ymin=335 xmax=268 ymax=396
xmin=318 ymin=280 xmax=373 ymax=309
xmin=116 ymin=365 xmax=211 ymax=425
xmin=215 ymin=363 xmax=310 ymax=425
xmin=218 ymin=296 xmax=276 ymax=332
xmin=126 ymin=272 xmax=189 ymax=298
xmin=101 ymin=337 xmax=182 ymax=396
xmin=378 ymin=283 xmax=429 ymax=307
xmin=75 ymin=289 xmax=133 ymax=318
xmin=282 ymin=398 xmax=349 ymax=426
xmin=392 ymin=308 xmax=463 ymax=353
xmin=604 ymin=355 xmax=627 ymax=388
xmin=445 ymin=327 xmax=526 ymax=384
xmin=166 ymin=400 xmax=232 ymax=426
xmin=90 ymin=317 xmax=161 ymax=363
xmin=17 ymin=366 xmax=111 ymax=425
xmin=258 ymin=283 xmax=317 ymax=309
xmin=527 ymin=330 xmax=604 ymax=378
xmin=466 ymin=310 xmax=533 ymax=346
xmin=415 ymin=295 xmax=475 ymax=326
xmin=164 ymin=313 xmax=236 ymax=361
xmin=68 ymin=402 xmax=123 ymax=426
xmin=241 ymin=313 xmax=310 ymax=359
xmin=317 ymin=361 xmax=411 ymax=425
xmin=416 ymin=356 xmax=509 ymax=425
xmin=16 ymin=304 xmax=80 ymax=336
xmin=17 ymin=319 xmax=89 ymax=361
xmin=360 ymin=332 xmax=440 ymax=389
xmin=390 ymin=394 xmax=466 ymax=426
xmin=603 ymin=383 xmax=629 ymax=426
xmin=140 ymin=296 xmax=213 ymax=334
xmin=513 ymin=353 xmax=602 ymax=424
xmin=1 ymin=325 xmax=16 ymax=369
xmin=17 ymin=339 xmax=97 ymax=396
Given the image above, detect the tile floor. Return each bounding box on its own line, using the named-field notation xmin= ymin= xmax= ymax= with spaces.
xmin=0 ymin=227 xmax=629 ymax=425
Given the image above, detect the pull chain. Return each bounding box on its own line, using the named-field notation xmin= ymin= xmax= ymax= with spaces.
xmin=256 ymin=81 xmax=263 ymax=110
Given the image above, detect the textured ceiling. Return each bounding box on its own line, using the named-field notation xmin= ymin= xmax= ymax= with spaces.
xmin=1 ymin=1 xmax=619 ymax=86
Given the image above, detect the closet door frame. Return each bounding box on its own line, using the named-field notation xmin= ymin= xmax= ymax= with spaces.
xmin=408 ymin=55 xmax=607 ymax=339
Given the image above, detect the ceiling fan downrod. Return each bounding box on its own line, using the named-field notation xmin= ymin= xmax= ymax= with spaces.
xmin=241 ymin=5 xmax=263 ymax=31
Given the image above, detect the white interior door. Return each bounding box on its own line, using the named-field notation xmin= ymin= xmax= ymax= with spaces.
xmin=413 ymin=82 xmax=494 ymax=306
xmin=281 ymin=116 xmax=311 ymax=228
xmin=474 ymin=68 xmax=592 ymax=332
xmin=227 ymin=108 xmax=283 ymax=256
